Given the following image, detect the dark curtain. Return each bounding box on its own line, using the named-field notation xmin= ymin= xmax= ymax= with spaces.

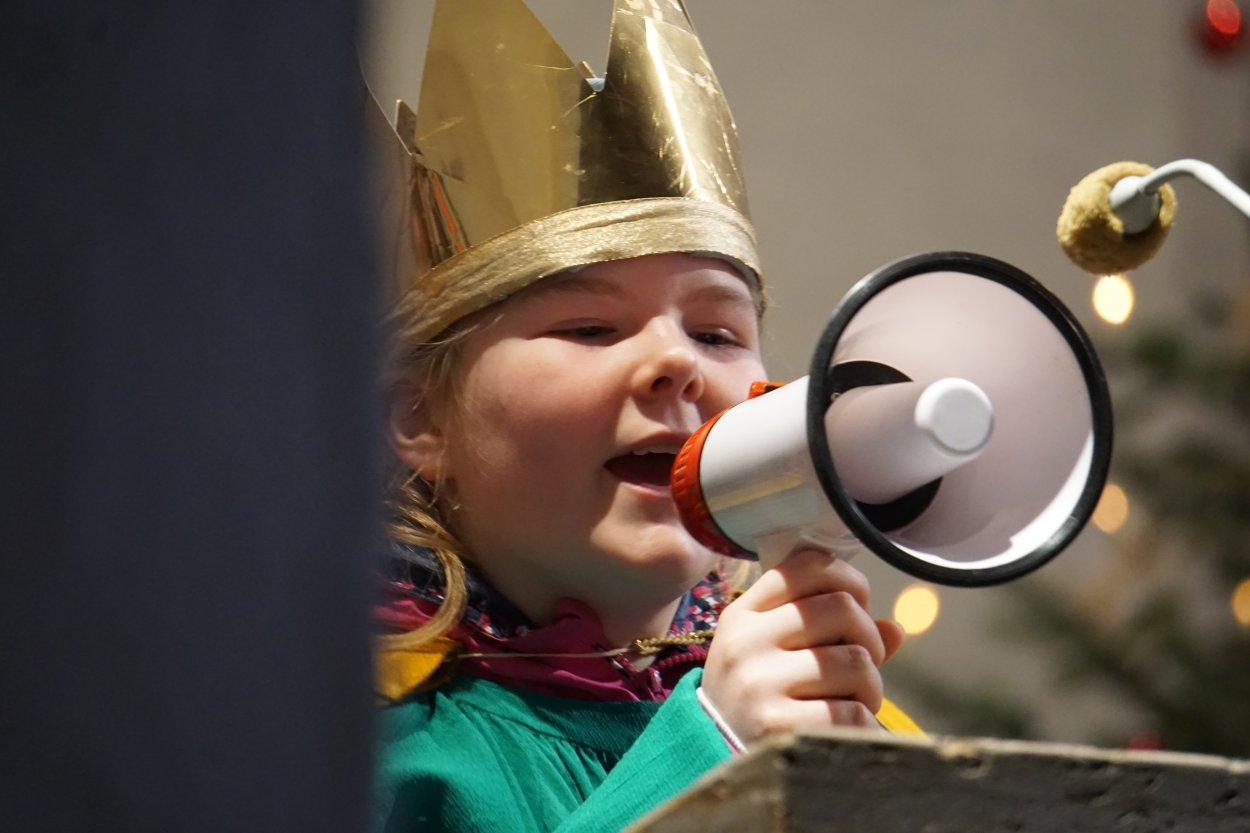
xmin=1 ymin=3 xmax=378 ymax=831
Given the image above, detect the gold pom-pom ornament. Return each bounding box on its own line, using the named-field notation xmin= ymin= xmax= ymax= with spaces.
xmin=1057 ymin=161 xmax=1177 ymax=276
xmin=1057 ymin=159 xmax=1250 ymax=277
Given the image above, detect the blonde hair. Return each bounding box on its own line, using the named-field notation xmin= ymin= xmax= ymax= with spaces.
xmin=375 ymin=290 xmax=482 ymax=653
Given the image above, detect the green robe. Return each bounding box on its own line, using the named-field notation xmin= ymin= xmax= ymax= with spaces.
xmin=373 ymin=667 xmax=729 ymax=832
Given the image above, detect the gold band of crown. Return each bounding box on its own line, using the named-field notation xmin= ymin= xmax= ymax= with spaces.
xmin=366 ymin=0 xmax=762 ymax=335
xmin=388 ymin=197 xmax=760 ymax=344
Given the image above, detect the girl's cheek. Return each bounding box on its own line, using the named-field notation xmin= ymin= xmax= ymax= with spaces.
xmin=465 ymin=369 xmax=614 ymax=453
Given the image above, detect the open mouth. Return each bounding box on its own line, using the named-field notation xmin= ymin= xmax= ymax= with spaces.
xmin=604 ymin=452 xmax=677 ymax=492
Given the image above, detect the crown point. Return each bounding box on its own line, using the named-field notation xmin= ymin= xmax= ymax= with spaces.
xmin=613 ymin=0 xmax=695 ymax=33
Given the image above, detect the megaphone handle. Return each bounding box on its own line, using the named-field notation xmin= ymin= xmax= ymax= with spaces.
xmin=755 ymin=530 xmax=854 ymax=572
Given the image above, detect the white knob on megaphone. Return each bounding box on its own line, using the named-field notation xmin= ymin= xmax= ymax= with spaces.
xmin=827 ymin=377 xmax=993 ymax=505
xmin=670 ymin=252 xmax=1113 ymax=587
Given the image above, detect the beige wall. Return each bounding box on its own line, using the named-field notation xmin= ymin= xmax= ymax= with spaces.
xmin=362 ymin=1 xmax=1250 ymax=742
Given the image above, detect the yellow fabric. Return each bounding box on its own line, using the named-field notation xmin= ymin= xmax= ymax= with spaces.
xmin=876 ymin=696 xmax=926 ymax=737
xmin=375 ymin=637 xmax=459 ymax=701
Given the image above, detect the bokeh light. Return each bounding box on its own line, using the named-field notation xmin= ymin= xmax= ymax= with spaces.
xmin=1093 ymin=274 xmax=1135 ymax=325
xmin=1232 ymin=578 xmax=1250 ymax=627
xmin=1203 ymin=0 xmax=1244 ymax=51
xmin=1207 ymin=0 xmax=1243 ymax=37
xmin=1092 ymin=482 xmax=1130 ymax=534
xmin=893 ymin=583 xmax=940 ymax=636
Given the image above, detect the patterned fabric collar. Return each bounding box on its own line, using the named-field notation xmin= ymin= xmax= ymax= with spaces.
xmin=380 ymin=544 xmax=532 ymax=639
xmin=374 ymin=543 xmax=734 ymax=702
xmin=379 ymin=543 xmax=730 ymax=640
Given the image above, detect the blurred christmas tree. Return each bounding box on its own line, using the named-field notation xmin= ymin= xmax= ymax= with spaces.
xmin=1042 ymin=283 xmax=1250 ymax=756
xmin=891 ymin=281 xmax=1250 ymax=754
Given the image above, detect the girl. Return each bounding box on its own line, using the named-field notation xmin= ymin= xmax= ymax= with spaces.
xmin=369 ymin=2 xmax=910 ymax=830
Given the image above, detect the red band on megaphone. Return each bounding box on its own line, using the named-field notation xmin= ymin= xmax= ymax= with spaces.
xmin=670 ymin=409 xmax=753 ymax=559
xmin=747 ymin=380 xmax=787 ymax=399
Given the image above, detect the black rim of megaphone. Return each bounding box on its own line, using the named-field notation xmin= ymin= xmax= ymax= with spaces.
xmin=806 ymin=251 xmax=1114 ymax=587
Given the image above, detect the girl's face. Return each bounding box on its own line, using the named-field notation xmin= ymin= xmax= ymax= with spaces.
xmin=415 ymin=253 xmax=767 ymax=621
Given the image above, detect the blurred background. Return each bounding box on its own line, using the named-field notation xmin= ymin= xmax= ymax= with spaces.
xmin=364 ymin=0 xmax=1250 ymax=754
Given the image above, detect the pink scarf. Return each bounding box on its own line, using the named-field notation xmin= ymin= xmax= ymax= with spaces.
xmin=374 ymin=546 xmax=732 ymax=703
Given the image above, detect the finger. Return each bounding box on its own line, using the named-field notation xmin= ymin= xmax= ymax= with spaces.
xmin=876 ymin=619 xmax=906 ymax=663
xmin=764 ymin=592 xmax=887 ymax=664
xmin=758 ymin=697 xmax=881 ymax=737
xmin=819 ymin=698 xmax=882 ymax=730
xmin=776 ymin=644 xmax=884 ymax=713
xmin=736 ymin=549 xmax=871 ymax=613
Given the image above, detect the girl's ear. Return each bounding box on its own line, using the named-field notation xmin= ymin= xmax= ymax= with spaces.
xmin=387 ymin=388 xmax=450 ymax=483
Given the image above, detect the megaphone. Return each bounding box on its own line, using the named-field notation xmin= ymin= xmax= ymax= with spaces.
xmin=670 ymin=252 xmax=1113 ymax=587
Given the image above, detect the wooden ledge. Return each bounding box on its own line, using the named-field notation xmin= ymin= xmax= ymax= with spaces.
xmin=629 ymin=728 xmax=1250 ymax=832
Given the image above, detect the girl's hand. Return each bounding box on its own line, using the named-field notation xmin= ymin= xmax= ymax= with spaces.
xmin=701 ymin=548 xmax=906 ymax=744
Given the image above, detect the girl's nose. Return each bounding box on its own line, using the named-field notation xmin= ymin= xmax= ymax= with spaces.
xmin=631 ymin=322 xmax=704 ymax=402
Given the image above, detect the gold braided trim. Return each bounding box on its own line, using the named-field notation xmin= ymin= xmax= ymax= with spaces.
xmin=455 ymin=630 xmax=716 ymax=660
xmin=397 ymin=197 xmax=763 ymax=344
xmin=632 ymin=630 xmax=715 ymax=656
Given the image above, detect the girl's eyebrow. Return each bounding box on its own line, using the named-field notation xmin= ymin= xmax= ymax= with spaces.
xmin=682 ymin=284 xmax=758 ymax=316
xmin=525 ymin=274 xmax=756 ymax=315
xmin=523 ymin=275 xmax=626 ymax=302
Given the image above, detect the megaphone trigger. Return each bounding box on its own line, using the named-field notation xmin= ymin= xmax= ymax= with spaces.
xmin=754 ymin=528 xmax=851 ymax=574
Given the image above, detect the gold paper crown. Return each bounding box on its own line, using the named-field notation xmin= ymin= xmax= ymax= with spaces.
xmin=368 ymin=0 xmax=762 ymax=342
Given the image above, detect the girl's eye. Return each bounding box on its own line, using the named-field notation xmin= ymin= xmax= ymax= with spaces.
xmin=691 ymin=330 xmax=739 ymax=347
xmin=556 ymin=324 xmax=614 ymax=339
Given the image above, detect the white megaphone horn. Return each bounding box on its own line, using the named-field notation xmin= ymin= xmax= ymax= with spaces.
xmin=670 ymin=252 xmax=1114 ymax=587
